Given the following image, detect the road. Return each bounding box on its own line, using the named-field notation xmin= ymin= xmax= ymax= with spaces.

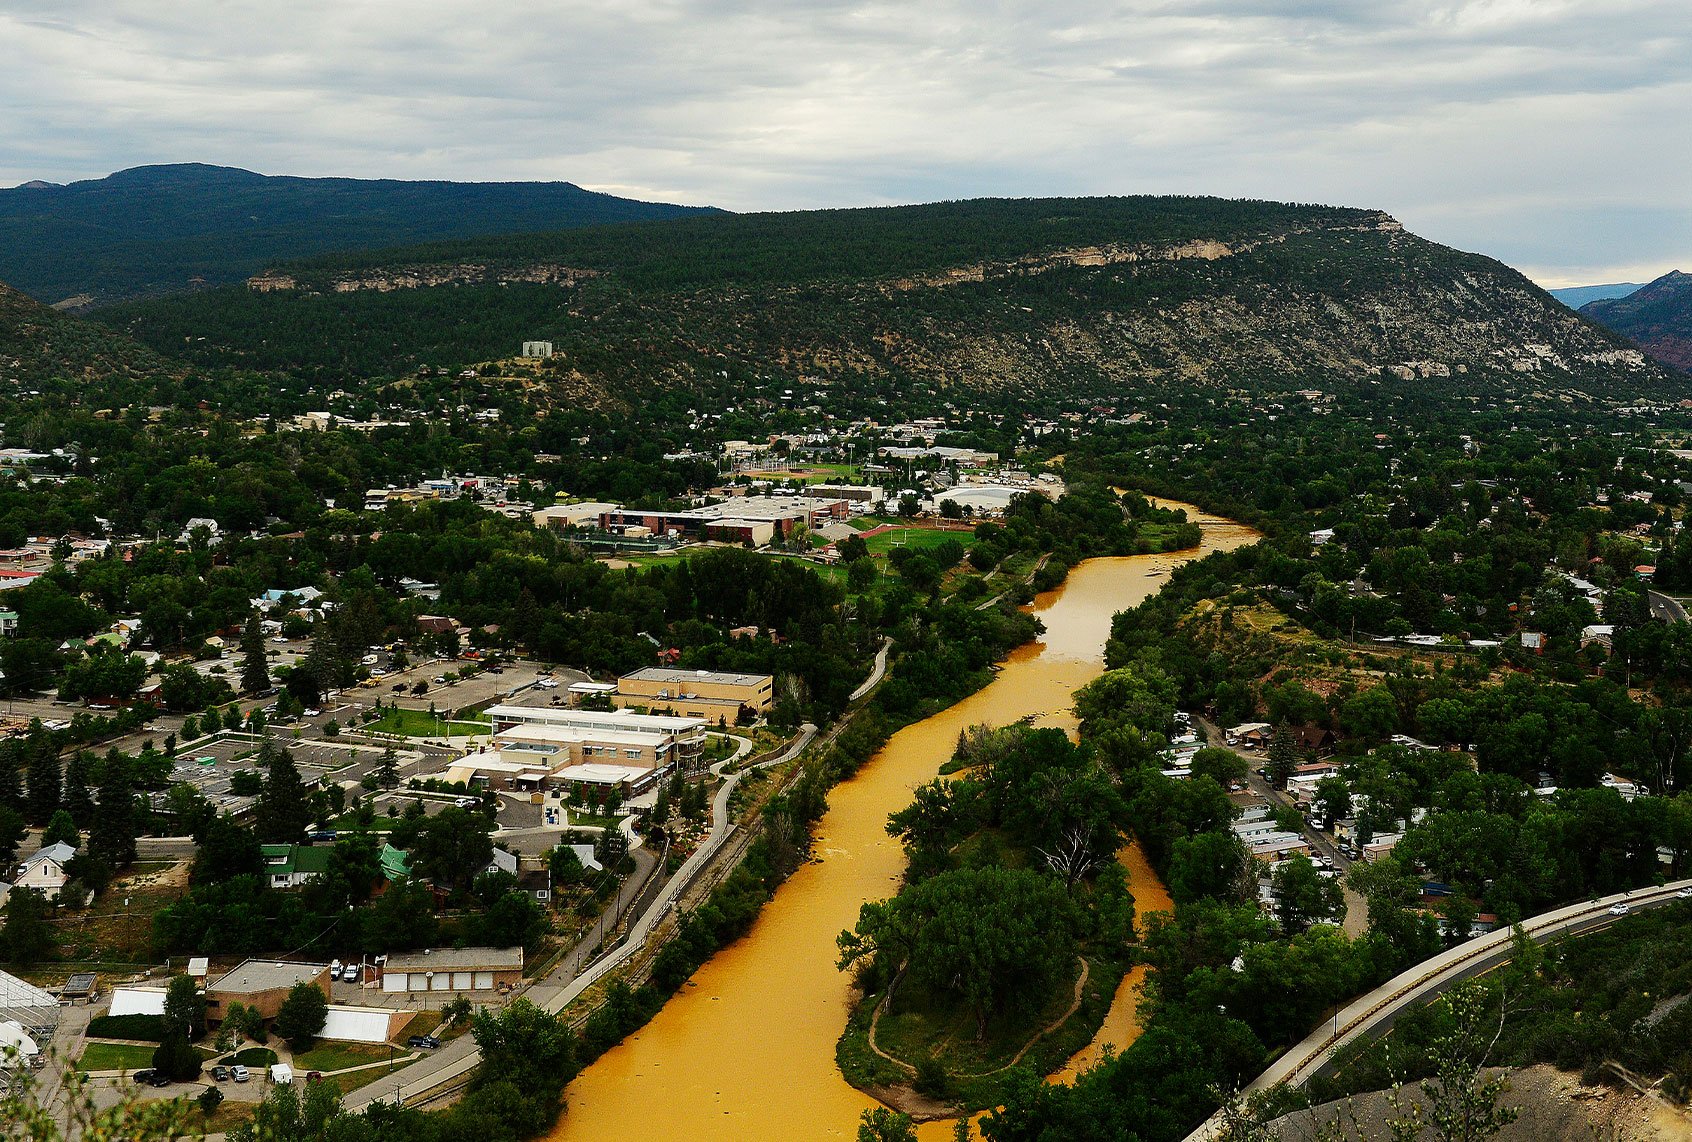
xmin=1195 ymin=716 xmax=1363 ymax=930
xmin=1649 ymin=589 xmax=1688 ymax=624
xmin=1182 ymin=878 xmax=1692 ymax=1142
xmin=340 ymin=722 xmax=819 ymax=1112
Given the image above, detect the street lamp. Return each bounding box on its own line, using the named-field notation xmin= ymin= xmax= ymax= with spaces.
xmin=425 ymin=971 xmax=434 ymax=1009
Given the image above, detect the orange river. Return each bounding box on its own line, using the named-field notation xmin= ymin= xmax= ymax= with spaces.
xmin=549 ymin=502 xmax=1259 ymax=1141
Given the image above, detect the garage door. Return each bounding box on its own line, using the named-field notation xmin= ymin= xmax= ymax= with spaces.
xmin=382 ymin=974 xmax=406 ymax=994
xmin=451 ymin=972 xmax=473 ymax=990
xmin=474 ymin=972 xmax=494 ymax=990
xmin=430 ymin=973 xmax=451 ymax=991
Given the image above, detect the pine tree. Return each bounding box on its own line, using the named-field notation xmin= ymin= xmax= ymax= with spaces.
xmin=26 ymin=738 xmax=61 ymax=825
xmin=374 ymin=745 xmax=400 ymax=790
xmin=90 ymin=754 xmax=137 ymax=869
xmin=0 ymin=741 xmax=23 ymax=812
xmin=240 ymin=616 xmax=270 ymax=694
xmin=255 ymin=740 xmax=313 ymax=843
xmin=63 ymin=750 xmax=96 ymax=825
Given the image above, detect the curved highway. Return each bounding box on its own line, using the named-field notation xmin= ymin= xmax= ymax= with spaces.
xmin=1183 ymin=877 xmax=1692 ymax=1142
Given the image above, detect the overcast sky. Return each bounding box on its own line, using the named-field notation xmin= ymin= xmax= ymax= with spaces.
xmin=2 ymin=0 xmax=1688 ymax=285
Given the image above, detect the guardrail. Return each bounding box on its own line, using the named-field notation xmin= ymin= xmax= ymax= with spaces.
xmin=1182 ymin=879 xmax=1692 ymax=1141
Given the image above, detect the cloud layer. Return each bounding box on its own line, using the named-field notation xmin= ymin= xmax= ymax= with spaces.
xmin=2 ymin=0 xmax=1688 ymax=283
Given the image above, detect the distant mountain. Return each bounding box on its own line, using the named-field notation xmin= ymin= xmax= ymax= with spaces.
xmin=0 ymin=163 xmax=722 ymax=308
xmin=1581 ymin=270 xmax=1692 ymax=371
xmin=1548 ymin=282 xmax=1643 ymax=308
xmin=0 ymin=279 xmax=176 ymax=385
xmin=95 ymin=195 xmax=1681 ymax=405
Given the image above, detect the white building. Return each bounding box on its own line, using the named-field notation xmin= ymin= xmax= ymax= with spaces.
xmin=13 ymin=843 xmax=74 ymax=900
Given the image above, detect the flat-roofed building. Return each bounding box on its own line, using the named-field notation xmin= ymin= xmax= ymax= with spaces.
xmin=598 ymin=495 xmax=850 ymax=545
xmin=483 ymin=705 xmax=707 ymax=775
xmin=207 ymin=960 xmax=330 ymax=1022
xmin=614 ymin=666 xmax=774 ymax=725
xmin=381 ymin=947 xmax=523 ymax=994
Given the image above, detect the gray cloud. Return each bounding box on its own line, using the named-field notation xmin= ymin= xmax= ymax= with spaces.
xmin=1 ymin=0 xmax=1688 ymax=282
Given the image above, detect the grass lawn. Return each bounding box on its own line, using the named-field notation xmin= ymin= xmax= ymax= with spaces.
xmin=862 ymin=526 xmax=965 ymax=557
xmin=76 ymin=1042 xmax=157 ymax=1072
xmin=838 ymin=952 xmax=1127 ymax=1113
xmin=368 ymin=707 xmax=490 ymax=738
xmin=198 ymin=1101 xmax=258 ymax=1135
xmin=220 ymin=1047 xmax=279 ymax=1068
xmin=292 ymin=1042 xmax=393 ymax=1072
xmin=567 ymin=809 xmax=628 ymax=830
xmin=766 ymin=553 xmax=846 ymax=585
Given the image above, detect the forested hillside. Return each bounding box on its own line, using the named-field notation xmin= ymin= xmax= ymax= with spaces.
xmin=1581 ymin=270 xmax=1692 ymax=371
xmin=0 ymin=280 xmax=178 ymax=388
xmin=0 ymin=164 xmax=720 ymax=307
xmin=96 ymin=196 xmax=1678 ymax=404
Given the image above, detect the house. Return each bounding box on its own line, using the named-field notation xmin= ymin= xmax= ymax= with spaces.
xmin=380 ymin=947 xmax=523 ymax=994
xmin=379 ymin=843 xmax=413 ymax=882
xmin=1520 ymin=631 xmax=1545 ymax=653
xmin=261 ymin=843 xmax=334 ymax=888
xmin=1290 ymin=726 xmax=1339 ymax=756
xmin=1225 ymin=722 xmax=1273 ymax=749
xmin=13 ymin=843 xmax=75 ymax=900
xmin=1635 ymin=565 xmax=1658 ymax=581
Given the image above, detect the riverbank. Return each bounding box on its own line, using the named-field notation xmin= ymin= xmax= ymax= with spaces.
xmin=547 ymin=502 xmax=1260 ymax=1142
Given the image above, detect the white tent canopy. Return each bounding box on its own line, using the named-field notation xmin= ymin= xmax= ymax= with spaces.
xmin=0 ymin=1019 xmax=41 ymax=1065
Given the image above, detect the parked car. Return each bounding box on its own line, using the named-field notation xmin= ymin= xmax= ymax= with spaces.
xmin=212 ymin=1065 xmax=230 ymax=1082
xmin=231 ymin=1065 xmax=251 ymax=1083
xmin=132 ymin=1069 xmax=157 ymax=1084
xmin=432 ymin=676 xmax=447 ymax=684
xmin=407 ymin=1035 xmax=441 ymax=1050
xmin=303 ymin=708 xmax=322 ymax=717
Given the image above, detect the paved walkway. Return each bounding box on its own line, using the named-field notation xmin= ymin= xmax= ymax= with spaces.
xmin=849 ymin=639 xmax=894 ymax=702
xmin=342 ymin=723 xmax=819 ymax=1111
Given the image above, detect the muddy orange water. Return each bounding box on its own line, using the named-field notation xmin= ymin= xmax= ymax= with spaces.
xmin=551 ymin=503 xmax=1258 ymax=1141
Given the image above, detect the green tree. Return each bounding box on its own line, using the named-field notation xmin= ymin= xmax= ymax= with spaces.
xmin=1271 ymin=854 xmax=1344 ymax=933
xmin=859 ymin=1107 xmax=919 ymax=1142
xmin=1190 ymin=746 xmax=1248 ymax=788
xmin=62 ymin=751 xmax=95 ymax=825
xmin=41 ymin=809 xmax=79 ymax=850
xmin=254 ymin=741 xmax=313 ymax=843
xmin=90 ymin=754 xmax=137 ymax=869
xmin=372 ymin=745 xmax=400 ymax=790
xmin=25 ymin=738 xmax=60 ymax=825
xmin=469 ymin=997 xmax=579 ymax=1099
xmin=1339 ymin=686 xmax=1398 ymax=742
xmin=274 ymin=980 xmax=327 ymax=1051
xmin=239 ymin=616 xmax=270 ymax=694
xmin=1 ymin=1058 xmax=194 ymax=1142
xmin=0 ymin=804 xmax=25 ymax=866
xmin=151 ymin=1031 xmax=202 ymax=1082
xmin=409 ymin=807 xmax=494 ymax=896
xmin=229 ymin=1075 xmax=343 ymax=1142
xmin=1266 ymin=722 xmax=1298 ymax=790
xmin=838 ymin=866 xmax=1078 ymax=1038
xmin=0 ymin=887 xmax=53 ymax=965
xmin=162 ymin=972 xmax=206 ymax=1041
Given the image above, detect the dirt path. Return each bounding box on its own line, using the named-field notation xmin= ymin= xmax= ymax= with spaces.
xmin=865 ymin=956 xmax=1091 ymax=1081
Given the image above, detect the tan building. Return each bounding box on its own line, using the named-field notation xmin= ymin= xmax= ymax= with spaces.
xmin=380 ymin=947 xmax=523 ymax=993
xmin=614 ymin=667 xmax=773 ymax=725
xmin=207 ymin=960 xmax=331 ymax=1023
xmin=483 ymin=705 xmax=706 ymax=773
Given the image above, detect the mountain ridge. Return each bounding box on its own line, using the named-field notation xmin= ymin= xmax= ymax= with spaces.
xmin=1581 ymin=270 xmax=1692 ymax=372
xmin=0 ymin=163 xmax=723 ymax=307
xmin=94 ymin=195 xmax=1682 ymax=405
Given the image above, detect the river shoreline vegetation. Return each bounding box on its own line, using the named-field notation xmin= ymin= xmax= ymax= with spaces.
xmin=6 ymin=191 xmax=1692 ymax=1142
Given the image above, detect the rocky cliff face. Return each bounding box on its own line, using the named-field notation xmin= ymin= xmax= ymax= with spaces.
xmin=1581 ymin=270 xmax=1692 ymax=371
xmin=100 ymin=197 xmax=1689 ymax=402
